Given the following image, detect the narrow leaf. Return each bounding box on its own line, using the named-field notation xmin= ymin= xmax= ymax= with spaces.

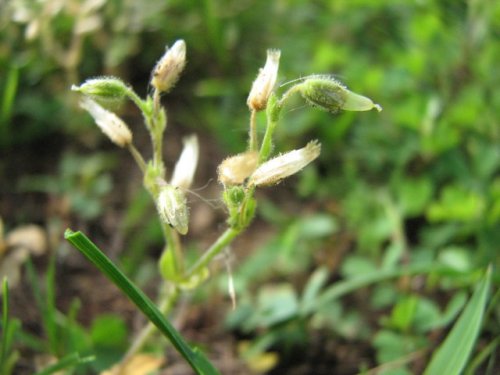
xmin=423 ymin=266 xmax=492 ymax=375
xmin=64 ymin=229 xmax=219 ymax=375
xmin=1 ymin=278 xmax=10 ymax=369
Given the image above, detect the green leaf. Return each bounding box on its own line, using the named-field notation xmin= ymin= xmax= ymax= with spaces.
xmin=252 ymin=284 xmax=299 ymax=328
xmin=423 ymin=266 xmax=492 ymax=375
xmin=427 ymin=185 xmax=484 ymax=222
xmin=300 ymin=267 xmax=329 ymax=316
xmin=90 ymin=315 xmax=128 ymax=348
xmin=389 ymin=295 xmax=418 ymax=331
xmin=316 ymin=263 xmax=440 ymax=311
xmin=64 ymin=229 xmax=220 ymax=375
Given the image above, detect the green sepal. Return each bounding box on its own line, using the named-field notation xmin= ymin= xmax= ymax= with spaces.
xmin=72 ymin=76 xmax=129 ymax=102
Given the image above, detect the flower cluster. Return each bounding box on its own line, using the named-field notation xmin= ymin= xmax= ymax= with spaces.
xmin=73 ymin=40 xmax=197 ymax=235
xmin=74 ymin=40 xmax=381 ymax=237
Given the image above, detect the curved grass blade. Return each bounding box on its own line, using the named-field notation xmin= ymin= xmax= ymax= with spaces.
xmin=1 ymin=278 xmax=21 ymax=375
xmin=64 ymin=229 xmax=219 ymax=375
xmin=1 ymin=278 xmax=10 ymax=371
xmin=423 ymin=266 xmax=492 ymax=375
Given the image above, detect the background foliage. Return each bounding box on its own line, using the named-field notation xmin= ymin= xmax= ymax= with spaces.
xmin=1 ymin=0 xmax=499 ymax=374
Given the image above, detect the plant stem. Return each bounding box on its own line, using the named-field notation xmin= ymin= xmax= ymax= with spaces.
xmin=127 ymin=144 xmax=147 ymax=172
xmin=163 ymin=224 xmax=184 ymax=274
xmin=125 ymin=88 xmax=148 ymax=114
xmin=249 ymin=109 xmax=258 ymax=151
xmin=151 ymin=90 xmax=166 ymax=172
xmin=187 ymin=227 xmax=240 ymax=278
xmin=258 ymin=117 xmax=277 ymax=163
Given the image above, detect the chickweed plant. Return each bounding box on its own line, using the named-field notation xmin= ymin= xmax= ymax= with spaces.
xmin=69 ymin=40 xmax=381 ymax=373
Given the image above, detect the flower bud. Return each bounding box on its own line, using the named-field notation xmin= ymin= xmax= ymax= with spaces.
xmin=247 ymin=49 xmax=281 ymax=111
xmin=80 ymin=98 xmax=132 ymax=147
xmin=72 ymin=77 xmax=128 ymax=101
xmin=248 ymin=141 xmax=321 ymax=186
xmin=171 ymin=135 xmax=199 ymax=190
xmin=299 ymin=76 xmax=382 ymax=113
xmin=218 ymin=151 xmax=259 ymax=186
xmin=157 ymin=184 xmax=189 ymax=235
xmin=151 ymin=40 xmax=186 ymax=93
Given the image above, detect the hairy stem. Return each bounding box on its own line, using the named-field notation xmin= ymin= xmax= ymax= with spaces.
xmin=119 ymin=286 xmax=180 ymax=368
xmin=187 ymin=227 xmax=240 ymax=278
xmin=249 ymin=109 xmax=258 ymax=151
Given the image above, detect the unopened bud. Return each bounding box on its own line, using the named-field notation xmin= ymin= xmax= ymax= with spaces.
xmin=80 ymin=98 xmax=132 ymax=147
xmin=157 ymin=185 xmax=189 ymax=235
xmin=72 ymin=77 xmax=128 ymax=101
xmin=299 ymin=76 xmax=382 ymax=113
xmin=247 ymin=49 xmax=281 ymax=111
xmin=218 ymin=151 xmax=259 ymax=186
xmin=171 ymin=135 xmax=199 ymax=190
xmin=248 ymin=141 xmax=321 ymax=186
xmin=151 ymin=40 xmax=186 ymax=93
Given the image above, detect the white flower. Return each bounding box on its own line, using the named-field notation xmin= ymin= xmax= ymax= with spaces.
xmin=155 ymin=135 xmax=199 ymax=235
xmin=151 ymin=40 xmax=187 ymax=93
xmin=247 ymin=49 xmax=281 ymax=111
xmin=170 ymin=135 xmax=199 ymax=190
xmin=80 ymin=98 xmax=132 ymax=147
xmin=248 ymin=141 xmax=321 ymax=186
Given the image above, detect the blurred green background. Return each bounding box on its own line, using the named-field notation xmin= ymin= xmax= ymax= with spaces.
xmin=0 ymin=0 xmax=499 ymax=374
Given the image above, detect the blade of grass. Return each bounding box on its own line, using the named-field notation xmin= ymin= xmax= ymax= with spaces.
xmin=64 ymin=229 xmax=220 ymax=375
xmin=25 ymin=259 xmax=58 ymax=355
xmin=45 ymin=254 xmax=58 ymax=354
xmin=423 ymin=266 xmax=492 ymax=375
xmin=1 ymin=278 xmax=10 ymax=371
xmin=0 ymin=65 xmax=19 ymax=133
xmin=1 ymin=278 xmax=21 ymax=375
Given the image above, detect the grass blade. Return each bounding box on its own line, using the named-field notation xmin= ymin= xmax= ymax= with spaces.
xmin=25 ymin=259 xmax=58 ymax=355
xmin=423 ymin=266 xmax=492 ymax=375
xmin=1 ymin=278 xmax=10 ymax=371
xmin=64 ymin=229 xmax=220 ymax=375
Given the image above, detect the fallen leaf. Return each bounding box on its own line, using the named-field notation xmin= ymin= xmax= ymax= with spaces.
xmin=101 ymin=354 xmax=165 ymax=375
xmin=0 ymin=224 xmax=48 ymax=294
xmin=6 ymin=224 xmax=47 ymax=256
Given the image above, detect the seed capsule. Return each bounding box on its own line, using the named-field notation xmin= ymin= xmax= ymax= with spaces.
xmin=151 ymin=40 xmax=187 ymax=93
xmin=299 ymin=76 xmax=382 ymax=113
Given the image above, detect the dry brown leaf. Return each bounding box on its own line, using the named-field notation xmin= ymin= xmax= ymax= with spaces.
xmin=5 ymin=224 xmax=47 ymax=256
xmin=0 ymin=224 xmax=48 ymax=294
xmin=101 ymin=354 xmax=165 ymax=375
xmin=238 ymin=341 xmax=279 ymax=374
